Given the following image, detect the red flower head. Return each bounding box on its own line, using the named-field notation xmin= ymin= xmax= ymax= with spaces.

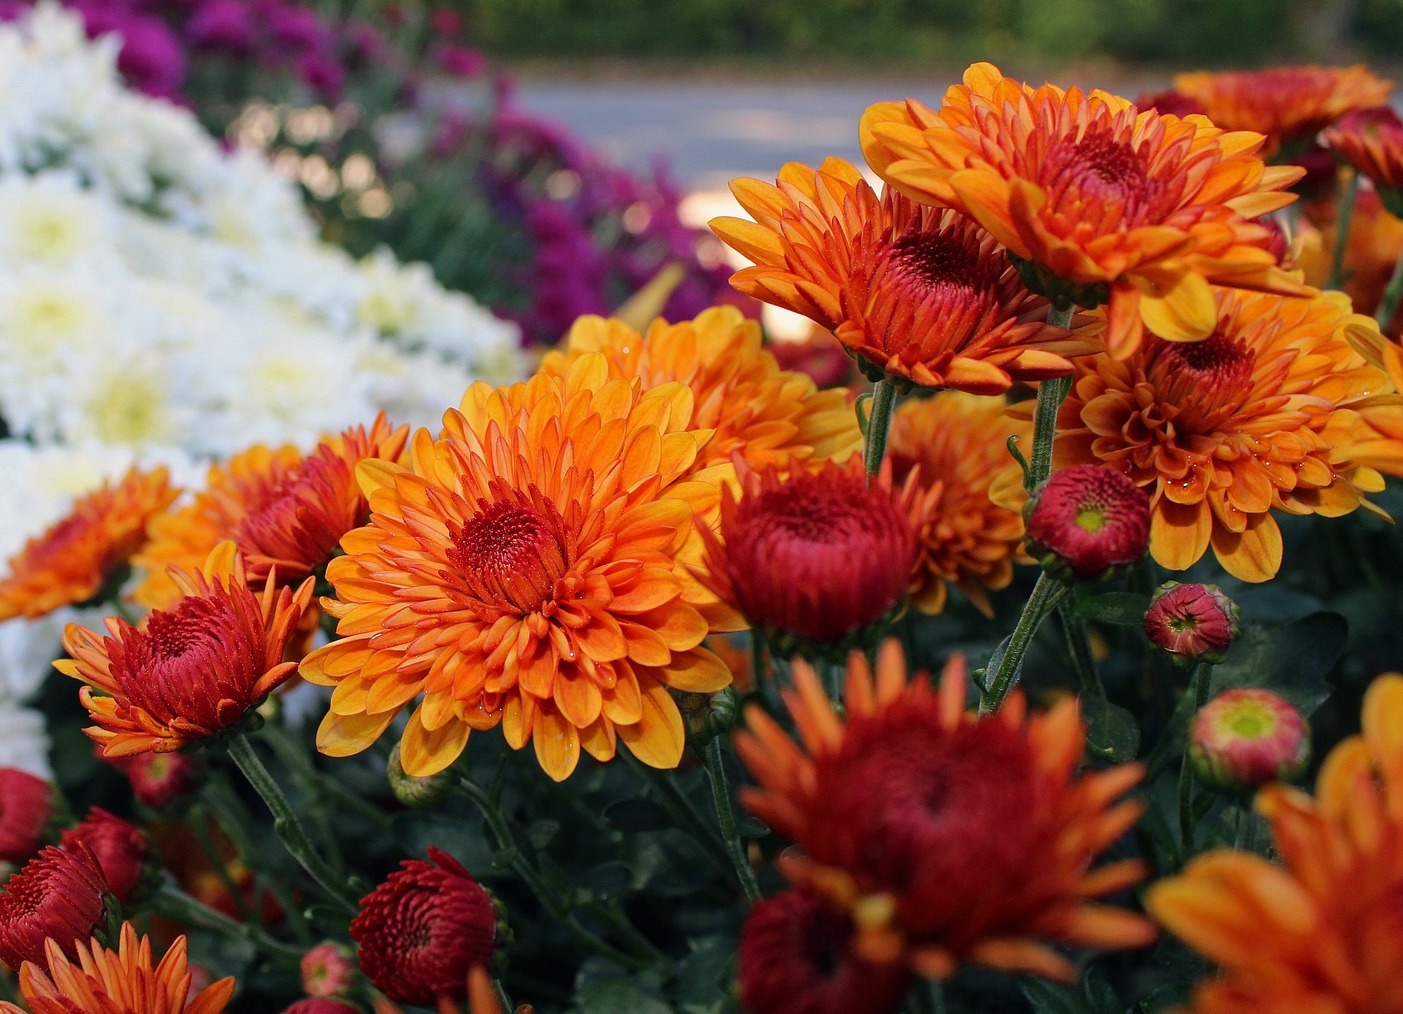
xmin=1323 ymin=105 xmax=1403 ymax=217
xmin=105 ymin=750 xmax=201 ymax=810
xmin=59 ymin=809 xmax=150 ymax=907
xmin=1189 ymin=688 xmax=1310 ymax=795
xmin=738 ymin=890 xmax=913 ymax=1014
xmin=55 ymin=543 xmax=315 ymax=757
xmin=0 ymin=770 xmax=51 ymax=865
xmin=695 ymin=456 xmax=918 ymax=657
xmin=1025 ymin=465 xmax=1151 ymax=581
xmin=0 ymin=846 xmax=111 ymax=970
xmin=281 ymin=1002 xmax=361 ymax=1014
xmin=350 ymin=849 xmax=498 ymax=1006
xmin=1143 ymin=582 xmax=1240 ymax=668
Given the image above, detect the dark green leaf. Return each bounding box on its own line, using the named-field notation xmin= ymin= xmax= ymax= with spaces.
xmin=605 ymin=798 xmax=672 ymax=833
xmin=1082 ymin=696 xmax=1141 ymax=762
xmin=1074 ymin=591 xmax=1153 ymax=627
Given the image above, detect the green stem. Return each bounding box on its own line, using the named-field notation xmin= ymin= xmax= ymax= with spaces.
xmin=1057 ymin=605 xmax=1104 ymax=701
xmin=1233 ymin=806 xmax=1252 ymax=852
xmin=908 ymin=979 xmax=946 ymax=1014
xmin=750 ymin=632 xmax=767 ymax=689
xmin=978 ymin=573 xmax=1069 ymax=715
xmin=150 ymin=883 xmax=304 ymax=959
xmin=1328 ymin=167 xmax=1360 ymax=290
xmin=1377 ymin=245 xmax=1403 ymax=327
xmin=863 ymin=378 xmax=897 ymax=479
xmin=621 ymin=754 xmax=733 ymax=873
xmin=702 ymin=738 xmax=762 ymax=902
xmin=1177 ymin=662 xmax=1212 ymax=859
xmin=1025 ymin=305 xmax=1076 ymax=492
xmin=261 ymin=720 xmax=395 ymax=832
xmin=227 ymin=733 xmax=359 ymax=914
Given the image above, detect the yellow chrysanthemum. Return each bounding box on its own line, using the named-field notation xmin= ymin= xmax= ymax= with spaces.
xmin=0 ymin=466 xmax=177 ymax=621
xmin=860 ymin=63 xmax=1308 ymax=358
xmin=1148 ymin=674 xmax=1403 ymax=1014
xmin=539 ymin=305 xmax=861 ymax=472
xmin=710 ymin=157 xmax=1097 ymax=392
xmin=301 ymin=355 xmax=737 ymax=782
xmin=0 ymin=923 xmax=233 ymax=1014
xmin=1049 ymin=287 xmax=1391 ymax=582
xmin=887 ymin=392 xmax=1026 ymax=617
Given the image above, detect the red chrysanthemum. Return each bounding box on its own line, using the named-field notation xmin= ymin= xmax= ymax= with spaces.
xmin=1025 ymin=465 xmax=1151 ymax=580
xmin=738 ymin=890 xmax=913 ymax=1014
xmin=712 ymin=157 xmax=1094 ymax=392
xmin=1323 ymin=106 xmax=1403 ymax=217
xmin=1143 ymin=582 xmax=1239 ymax=668
xmin=695 ymin=456 xmax=917 ymax=655
xmin=736 ymin=642 xmax=1155 ymax=981
xmin=0 ymin=846 xmax=111 ymax=970
xmin=55 ymin=543 xmax=315 ymax=757
xmin=0 ymin=769 xmax=51 ymax=866
xmin=0 ymin=466 xmax=178 ymax=621
xmin=58 ymin=809 xmax=150 ymax=906
xmin=350 ymin=849 xmax=497 ymax=1007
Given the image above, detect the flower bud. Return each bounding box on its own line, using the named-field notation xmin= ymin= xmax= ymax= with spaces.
xmin=105 ymin=750 xmax=201 ymax=811
xmin=1189 ymin=688 xmax=1310 ymax=794
xmin=59 ymin=808 xmax=152 ymax=906
xmin=0 ymin=769 xmax=52 ymax=865
xmin=1144 ymin=582 xmax=1240 ymax=667
xmin=386 ymin=750 xmax=455 ymax=809
xmin=302 ymin=941 xmax=357 ymax=998
xmin=1025 ymin=465 xmax=1150 ymax=581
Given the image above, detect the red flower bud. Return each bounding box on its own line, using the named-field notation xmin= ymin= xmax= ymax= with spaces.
xmin=1189 ymin=689 xmax=1310 ymax=794
xmin=1025 ymin=465 xmax=1150 ymax=580
xmin=0 ymin=845 xmax=111 ymax=969
xmin=302 ymin=941 xmax=357 ymax=998
xmin=1144 ymin=582 xmax=1239 ymax=667
xmin=0 ymin=770 xmax=51 ymax=865
xmin=59 ymin=809 xmax=151 ymax=906
xmin=350 ymin=849 xmax=497 ymax=1006
xmin=105 ymin=750 xmax=201 ymax=810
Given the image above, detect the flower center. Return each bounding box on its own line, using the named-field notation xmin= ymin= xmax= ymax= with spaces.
xmin=1042 ymin=127 xmax=1170 ymax=227
xmin=1075 ymin=504 xmax=1108 ymax=532
xmin=889 ymin=232 xmax=978 ymax=291
xmin=450 ymin=488 xmax=569 ymax=614
xmin=1150 ymin=332 xmax=1257 ymax=433
xmin=143 ymin=599 xmax=222 ymax=661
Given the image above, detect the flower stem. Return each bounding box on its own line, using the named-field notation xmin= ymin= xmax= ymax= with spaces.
xmin=978 ymin=572 xmax=1069 ymax=715
xmin=1177 ymin=661 xmax=1212 ymax=859
xmin=702 ymin=737 xmax=762 ymax=902
xmin=150 ymin=882 xmax=305 ymax=959
xmin=1377 ymin=244 xmax=1403 ymax=327
xmin=863 ymin=378 xmax=897 ymax=479
xmin=227 ymin=732 xmax=359 ymax=915
xmin=908 ymin=980 xmax=946 ymax=1014
xmin=1024 ymin=305 xmax=1076 ymax=492
xmin=1328 ymin=168 xmax=1360 ymax=290
xmin=1057 ymin=606 xmax=1104 ymax=701
xmin=621 ymin=753 xmax=733 ymax=873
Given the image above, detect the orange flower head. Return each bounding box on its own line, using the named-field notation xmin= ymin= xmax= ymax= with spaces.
xmin=301 ymin=355 xmax=737 ymax=783
xmin=1148 ymin=673 xmax=1403 ymax=1014
xmin=539 ymin=305 xmax=861 ymax=472
xmin=861 ymin=64 xmax=1309 ymax=358
xmin=133 ymin=415 xmax=407 ymax=609
xmin=1324 ymin=106 xmax=1403 ymax=216
xmin=0 ymin=466 xmax=177 ymax=622
xmin=1050 ymin=287 xmax=1390 ymax=582
xmin=711 ymin=157 xmax=1096 ymax=392
xmin=886 ymin=392 xmax=1026 ymax=618
xmin=735 ymin=641 xmax=1155 ymax=982
xmin=695 ymin=456 xmax=918 ymax=658
xmin=55 ymin=542 xmax=315 ymax=757
xmin=1173 ymin=64 xmax=1393 ymax=156
xmin=0 ymin=922 xmax=235 ymax=1014
xmin=1296 ymin=188 xmax=1403 ymax=336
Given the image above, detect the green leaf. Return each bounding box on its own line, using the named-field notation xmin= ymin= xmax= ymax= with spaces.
xmin=575 ymin=956 xmax=672 ymax=1014
xmin=1082 ymin=696 xmax=1140 ymax=762
xmin=576 ymin=861 xmax=633 ymax=902
xmin=1140 ymin=983 xmax=1192 ymax=1012
xmin=1020 ymin=967 xmax=1122 ymax=1014
xmin=605 ymin=798 xmax=672 ymax=832
xmin=1073 ymin=591 xmax=1153 ymax=627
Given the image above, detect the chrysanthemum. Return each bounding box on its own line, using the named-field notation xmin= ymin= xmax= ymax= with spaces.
xmin=1025 ymin=464 xmax=1151 ymax=581
xmin=55 ymin=543 xmax=315 ymax=757
xmin=58 ymin=809 xmax=150 ymax=907
xmin=1147 ymin=673 xmax=1403 ymax=1014
xmin=301 ymin=355 xmax=736 ymax=782
xmin=1295 ymin=189 xmax=1403 ymax=333
xmin=540 ymin=305 xmax=861 ymax=471
xmin=0 ymin=846 xmax=110 ymax=970
xmin=1049 ymin=287 xmax=1390 ymax=582
xmin=860 ymin=64 xmax=1309 ymax=358
xmin=0 ymin=769 xmax=51 ymax=865
xmin=711 ymin=157 xmax=1093 ymax=392
xmin=886 ymin=392 xmax=1026 ymax=617
xmin=0 ymin=922 xmax=234 ymax=1014
xmin=1173 ymin=64 xmax=1392 ymax=156
xmin=133 ymin=415 xmax=407 ymax=609
xmin=695 ymin=456 xmax=918 ymax=656
xmin=735 ymin=641 xmax=1155 ymax=981
xmin=0 ymin=466 xmax=177 ymax=621
xmin=1323 ymin=106 xmax=1403 ymax=215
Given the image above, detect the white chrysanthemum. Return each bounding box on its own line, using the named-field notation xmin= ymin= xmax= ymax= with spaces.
xmin=0 ymin=172 xmax=115 ymax=267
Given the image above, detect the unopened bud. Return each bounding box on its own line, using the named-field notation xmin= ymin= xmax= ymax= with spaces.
xmin=1189 ymin=688 xmax=1310 ymax=794
xmin=1025 ymin=465 xmax=1150 ymax=581
xmin=387 ymin=750 xmax=455 ymax=808
xmin=1144 ymin=582 xmax=1239 ymax=667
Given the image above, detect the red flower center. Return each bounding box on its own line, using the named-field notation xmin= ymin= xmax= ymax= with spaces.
xmin=450 ymin=485 xmax=571 ymax=614
xmin=889 ymin=232 xmax=980 ymax=292
xmin=1041 ymin=127 xmax=1175 ymax=228
xmin=1150 ymin=333 xmax=1257 ymax=432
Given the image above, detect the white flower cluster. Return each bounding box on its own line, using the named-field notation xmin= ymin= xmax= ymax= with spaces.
xmin=0 ymin=4 xmax=527 ymax=768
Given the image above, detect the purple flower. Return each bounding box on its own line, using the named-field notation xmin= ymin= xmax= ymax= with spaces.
xmin=187 ymin=0 xmax=254 ymax=55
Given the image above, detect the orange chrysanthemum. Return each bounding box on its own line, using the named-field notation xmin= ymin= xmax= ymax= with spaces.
xmin=887 ymin=392 xmax=1025 ymax=617
xmin=55 ymin=543 xmax=315 ymax=757
xmin=1174 ymin=64 xmax=1392 ymax=156
xmin=1148 ymin=673 xmax=1403 ymax=1014
xmin=711 ymin=157 xmax=1095 ymax=392
xmin=736 ymin=641 xmax=1155 ymax=982
xmin=539 ymin=305 xmax=861 ymax=471
xmin=1049 ymin=287 xmax=1391 ymax=582
xmin=0 ymin=466 xmax=177 ymax=621
xmin=1297 ymin=188 xmax=1403 ymax=334
xmin=132 ymin=415 xmax=407 ymax=609
xmin=300 ymin=355 xmax=737 ymax=782
xmin=860 ymin=64 xmax=1308 ymax=358
xmin=0 ymin=923 xmax=234 ymax=1014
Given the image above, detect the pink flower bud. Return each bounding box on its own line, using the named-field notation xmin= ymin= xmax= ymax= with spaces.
xmin=302 ymin=941 xmax=357 ymax=998
xmin=1144 ymin=582 xmax=1239 ymax=667
xmin=1025 ymin=465 xmax=1150 ymax=581
xmin=1189 ymin=689 xmax=1310 ymax=794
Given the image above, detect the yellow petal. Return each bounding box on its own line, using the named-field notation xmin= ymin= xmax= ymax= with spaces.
xmin=1137 ymin=270 xmax=1217 ymax=342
